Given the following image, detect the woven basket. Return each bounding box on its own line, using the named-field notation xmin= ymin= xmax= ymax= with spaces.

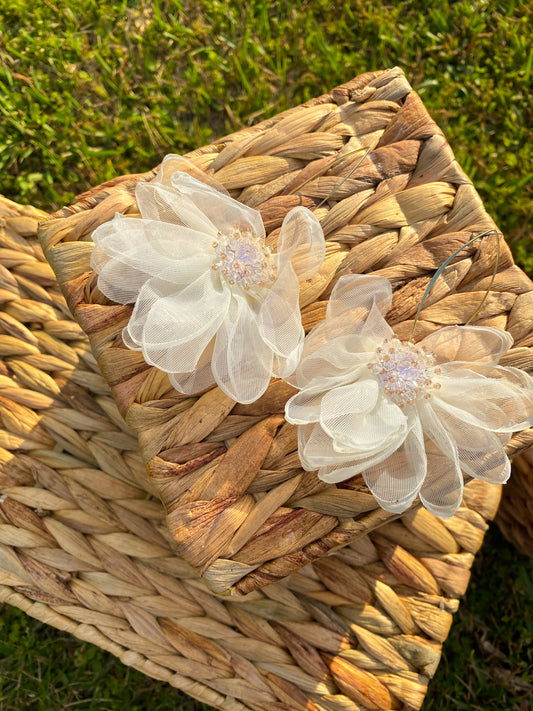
xmin=0 ymin=193 xmax=507 ymax=711
xmin=39 ymin=67 xmax=533 ymax=596
xmin=496 ymin=449 xmax=533 ymax=557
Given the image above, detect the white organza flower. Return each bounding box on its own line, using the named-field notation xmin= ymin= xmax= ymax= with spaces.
xmin=90 ymin=154 xmax=325 ymax=404
xmin=285 ymin=273 xmax=533 ymax=518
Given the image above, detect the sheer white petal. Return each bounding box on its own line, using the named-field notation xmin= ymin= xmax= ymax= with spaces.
xmin=420 ymin=325 xmax=513 ymax=364
xmin=419 ymin=439 xmax=464 ymax=518
xmin=91 ymin=216 xmax=159 ymax=303
xmin=362 ymin=412 xmax=426 ymax=513
xmin=303 ymin=419 xmax=404 ymax=473
xmin=318 ymin=421 xmax=416 ymax=484
xmin=121 ymin=326 xmax=141 ymax=351
xmin=125 ymin=271 xmax=229 ymax=373
xmin=327 ymin=274 xmax=393 ymax=322
xmin=433 ymin=405 xmax=511 ymax=484
xmin=285 ymin=386 xmax=325 ymax=426
xmin=304 ymin=410 xmax=408 ymax=474
xmin=136 ymin=181 xmax=218 ymax=234
xmin=156 ymin=154 xmax=231 ymax=194
xmin=150 ymin=154 xmax=263 ymax=236
xmin=300 ymin=423 xmax=351 ymax=469
xmin=305 ymin=303 xmax=392 ymax=362
xmin=276 ymin=206 xmax=325 ymax=281
xmin=435 ymin=362 xmax=533 ymax=432
xmin=417 ymin=399 xmax=457 ymax=457
xmin=317 ymin=462 xmax=364 ymax=483
xmin=295 ymin=333 xmax=371 ymax=387
xmin=320 ymin=380 xmax=407 ymax=453
xmin=257 ymin=263 xmax=303 ymax=378
xmin=92 ymin=213 xmax=214 ymax=261
xmin=297 ymin=424 xmax=320 ymax=470
xmin=320 ymin=378 xmax=379 ymax=424
xmin=91 ymin=214 xmax=215 ymax=303
xmin=93 ymin=248 xmax=151 ymax=304
xmin=211 ymin=294 xmax=273 ymax=404
xmin=171 ymin=171 xmax=266 ymax=240
xmin=169 ymin=362 xmax=216 ymax=396
xmin=359 ymin=301 xmax=396 ymax=344
xmin=417 ymin=400 xmax=463 ymax=518
xmin=296 ymin=275 xmax=394 ymax=371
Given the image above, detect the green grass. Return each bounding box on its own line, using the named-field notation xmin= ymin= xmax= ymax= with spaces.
xmin=0 ymin=609 xmax=205 ymax=710
xmin=0 ymin=0 xmax=531 ymax=267
xmin=0 ymin=0 xmax=532 ymax=708
xmin=426 ymin=527 xmax=533 ymax=711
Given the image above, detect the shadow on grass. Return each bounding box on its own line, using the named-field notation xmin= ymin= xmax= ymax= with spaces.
xmin=426 ymin=526 xmax=533 ymax=711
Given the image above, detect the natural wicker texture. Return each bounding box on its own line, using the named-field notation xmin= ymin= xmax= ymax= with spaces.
xmin=39 ymin=67 xmax=533 ymax=595
xmin=497 ymin=449 xmax=533 ymax=557
xmin=0 ymin=195 xmax=504 ymax=710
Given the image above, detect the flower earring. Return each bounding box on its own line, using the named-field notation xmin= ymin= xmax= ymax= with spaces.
xmin=90 ymin=155 xmax=533 ymax=518
xmin=285 ymin=273 xmax=533 ymax=518
xmin=90 ymin=154 xmax=326 ymax=404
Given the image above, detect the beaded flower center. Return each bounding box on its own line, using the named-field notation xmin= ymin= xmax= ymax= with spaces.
xmin=369 ymin=337 xmax=441 ymax=407
xmin=211 ymin=225 xmax=276 ymax=291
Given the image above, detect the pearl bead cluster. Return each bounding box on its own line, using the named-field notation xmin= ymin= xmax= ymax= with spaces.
xmin=211 ymin=225 xmax=276 ymax=291
xmin=369 ymin=337 xmax=441 ymax=407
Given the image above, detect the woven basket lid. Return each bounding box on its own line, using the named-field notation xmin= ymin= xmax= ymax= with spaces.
xmin=39 ymin=67 xmax=533 ymax=595
xmin=0 ymin=195 xmax=506 ymax=711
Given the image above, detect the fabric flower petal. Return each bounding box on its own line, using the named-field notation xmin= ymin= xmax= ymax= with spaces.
xmin=300 ymin=423 xmax=350 ymax=469
xmin=318 ymin=422 xmax=416 ymax=484
xmin=362 ymin=412 xmax=426 ymax=513
xmin=297 ymin=275 xmax=394 ymax=370
xmin=136 ymin=181 xmax=218 ymax=235
xmin=435 ymin=362 xmax=533 ymax=432
xmin=421 ymin=325 xmax=513 ymax=364
xmin=169 ymin=362 xmax=216 ymax=396
xmin=125 ymin=271 xmax=229 ymax=373
xmin=304 ymin=408 xmax=408 ymax=475
xmin=294 ymin=340 xmax=372 ymax=391
xmin=156 ymin=154 xmax=231 ymax=194
xmin=320 ymin=379 xmax=407 ymax=453
xmin=327 ymin=274 xmax=393 ymax=322
xmin=300 ymin=421 xmax=405 ymax=474
xmin=257 ymin=263 xmax=303 ymax=378
xmin=434 ymin=405 xmax=511 ymax=484
xmin=358 ymin=302 xmax=396 ymax=344
xmin=94 ymin=215 xmax=215 ymax=264
xmin=276 ymin=206 xmax=326 ymax=281
xmin=91 ymin=214 xmax=215 ymax=303
xmin=285 ymin=385 xmax=325 ymax=426
xmin=93 ymin=248 xmax=152 ymax=305
xmin=211 ymin=294 xmax=274 ymax=404
xmin=170 ymin=171 xmax=266 ymax=240
xmin=417 ymin=399 xmax=463 ymax=518
xmin=420 ymin=440 xmax=464 ymax=518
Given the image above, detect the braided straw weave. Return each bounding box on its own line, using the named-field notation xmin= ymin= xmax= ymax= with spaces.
xmin=0 ymin=194 xmax=507 ymax=710
xmin=497 ymin=449 xmax=533 ymax=557
xmin=39 ymin=67 xmax=533 ymax=595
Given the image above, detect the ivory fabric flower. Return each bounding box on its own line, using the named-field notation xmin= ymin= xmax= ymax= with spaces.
xmin=285 ymin=274 xmax=533 ymax=518
xmin=90 ymin=155 xmax=325 ymax=404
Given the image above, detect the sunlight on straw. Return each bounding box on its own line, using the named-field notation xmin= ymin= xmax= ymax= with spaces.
xmin=465 ymin=231 xmax=501 ymax=326
xmin=409 ymin=228 xmax=498 ymax=340
xmin=287 ymin=146 xmax=370 ymax=201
